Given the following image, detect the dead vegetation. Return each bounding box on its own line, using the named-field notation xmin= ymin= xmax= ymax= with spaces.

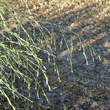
xmin=0 ymin=0 xmax=110 ymax=109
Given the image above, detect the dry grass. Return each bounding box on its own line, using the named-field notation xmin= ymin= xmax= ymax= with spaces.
xmin=0 ymin=0 xmax=110 ymax=110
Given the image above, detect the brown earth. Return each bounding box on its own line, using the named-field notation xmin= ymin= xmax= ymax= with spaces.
xmin=0 ymin=0 xmax=110 ymax=110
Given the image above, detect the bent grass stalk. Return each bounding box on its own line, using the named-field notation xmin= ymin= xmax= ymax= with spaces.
xmin=0 ymin=0 xmax=101 ymax=109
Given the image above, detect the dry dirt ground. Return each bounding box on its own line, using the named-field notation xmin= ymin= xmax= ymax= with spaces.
xmin=0 ymin=0 xmax=110 ymax=110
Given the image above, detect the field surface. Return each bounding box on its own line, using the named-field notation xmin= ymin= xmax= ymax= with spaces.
xmin=0 ymin=0 xmax=110 ymax=110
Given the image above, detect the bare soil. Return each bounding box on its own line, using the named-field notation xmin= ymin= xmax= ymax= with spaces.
xmin=0 ymin=0 xmax=110 ymax=110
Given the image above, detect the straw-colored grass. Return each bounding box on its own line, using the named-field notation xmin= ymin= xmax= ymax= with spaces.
xmin=0 ymin=0 xmax=101 ymax=109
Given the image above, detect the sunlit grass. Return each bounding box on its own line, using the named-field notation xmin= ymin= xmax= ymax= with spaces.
xmin=0 ymin=0 xmax=101 ymax=109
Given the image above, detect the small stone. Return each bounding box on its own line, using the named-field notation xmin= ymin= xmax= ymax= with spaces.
xmin=33 ymin=5 xmax=37 ymax=10
xmin=31 ymin=105 xmax=34 ymax=109
xmin=91 ymin=101 xmax=98 ymax=108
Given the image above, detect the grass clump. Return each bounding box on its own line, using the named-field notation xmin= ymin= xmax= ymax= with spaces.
xmin=0 ymin=0 xmax=101 ymax=109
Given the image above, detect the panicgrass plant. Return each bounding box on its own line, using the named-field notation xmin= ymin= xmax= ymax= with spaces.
xmin=0 ymin=0 xmax=101 ymax=109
